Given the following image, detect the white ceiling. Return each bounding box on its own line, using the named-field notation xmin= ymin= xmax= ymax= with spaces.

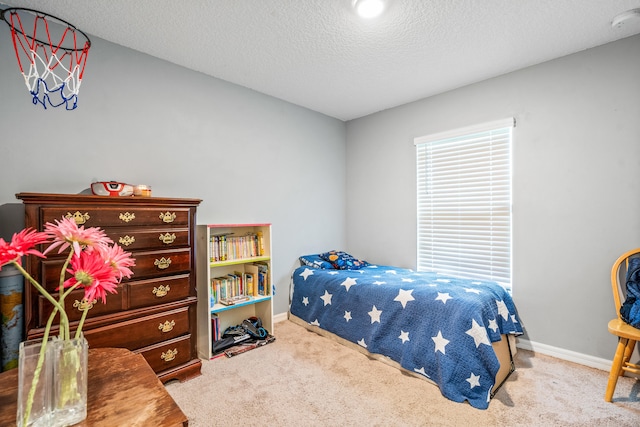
xmin=1 ymin=1 xmax=640 ymax=121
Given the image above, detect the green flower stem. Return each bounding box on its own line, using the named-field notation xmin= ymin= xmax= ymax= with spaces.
xmin=12 ymin=262 xmax=68 ymax=330
xmin=57 ymin=251 xmax=75 ymax=341
xmin=13 ymin=253 xmax=80 ymax=426
xmin=75 ymin=306 xmax=91 ymax=340
xmin=22 ymin=302 xmax=59 ymax=426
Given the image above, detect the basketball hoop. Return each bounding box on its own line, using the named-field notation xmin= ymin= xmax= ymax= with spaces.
xmin=0 ymin=7 xmax=91 ymax=110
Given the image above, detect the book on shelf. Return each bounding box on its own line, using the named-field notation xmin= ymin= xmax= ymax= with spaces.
xmin=253 ymin=261 xmax=270 ymax=296
xmin=245 ymin=272 xmax=254 ymax=296
xmin=211 ymin=313 xmax=220 ymax=341
xmin=219 ymin=295 xmax=251 ymax=306
xmin=209 ymin=231 xmax=264 ymax=262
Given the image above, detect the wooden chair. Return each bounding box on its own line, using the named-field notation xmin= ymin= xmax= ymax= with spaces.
xmin=605 ymin=248 xmax=640 ymax=402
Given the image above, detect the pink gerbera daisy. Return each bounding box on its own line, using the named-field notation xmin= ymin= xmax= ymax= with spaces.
xmin=63 ymin=250 xmax=119 ymax=304
xmin=0 ymin=228 xmax=50 ymax=267
xmin=99 ymin=244 xmax=135 ymax=280
xmin=43 ymin=217 xmax=113 ymax=257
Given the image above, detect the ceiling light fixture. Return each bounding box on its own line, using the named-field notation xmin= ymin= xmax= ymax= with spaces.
xmin=354 ymin=0 xmax=385 ymax=19
xmin=611 ymin=8 xmax=640 ymax=28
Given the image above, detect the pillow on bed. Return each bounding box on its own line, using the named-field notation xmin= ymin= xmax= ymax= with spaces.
xmin=299 ymin=254 xmax=335 ymax=269
xmin=319 ymin=250 xmax=369 ymax=270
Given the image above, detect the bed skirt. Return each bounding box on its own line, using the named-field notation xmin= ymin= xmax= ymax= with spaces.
xmin=288 ymin=312 xmax=517 ymax=398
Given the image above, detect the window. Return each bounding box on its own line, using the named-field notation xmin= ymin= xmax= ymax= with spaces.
xmin=414 ymin=118 xmax=514 ymax=288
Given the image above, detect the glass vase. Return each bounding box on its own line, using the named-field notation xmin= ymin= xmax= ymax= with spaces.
xmin=50 ymin=334 xmax=88 ymax=427
xmin=16 ymin=338 xmax=53 ymax=427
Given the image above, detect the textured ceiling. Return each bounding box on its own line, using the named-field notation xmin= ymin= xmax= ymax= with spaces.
xmin=1 ymin=1 xmax=640 ymax=121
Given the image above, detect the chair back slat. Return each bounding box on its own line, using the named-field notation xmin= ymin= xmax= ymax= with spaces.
xmin=611 ymin=248 xmax=640 ymax=320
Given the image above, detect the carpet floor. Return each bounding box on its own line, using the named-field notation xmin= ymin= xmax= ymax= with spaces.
xmin=166 ymin=320 xmax=640 ymax=426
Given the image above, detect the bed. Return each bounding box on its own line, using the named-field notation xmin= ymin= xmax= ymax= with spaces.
xmin=288 ymin=252 xmax=523 ymax=410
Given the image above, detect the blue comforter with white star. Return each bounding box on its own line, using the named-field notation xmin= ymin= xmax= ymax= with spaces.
xmin=289 ymin=264 xmax=523 ymax=409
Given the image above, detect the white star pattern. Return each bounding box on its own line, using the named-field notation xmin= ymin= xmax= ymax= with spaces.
xmin=399 ymin=330 xmax=410 ymax=343
xmin=466 ymin=319 xmax=491 ymax=347
xmin=328 ymin=271 xmax=339 ymax=275
xmin=401 ymin=278 xmax=414 ymax=282
xmin=372 ymin=281 xmax=386 ymax=285
xmin=511 ymin=314 xmax=519 ymax=323
xmin=385 ymin=270 xmax=397 ymax=274
xmin=496 ymin=299 xmax=510 ymax=320
xmin=358 ymin=338 xmax=367 ymax=348
xmin=344 ymin=311 xmax=352 ymax=322
xmin=414 ymin=367 xmax=430 ymax=378
xmin=465 ymin=288 xmax=481 ymax=294
xmin=435 ymin=292 xmax=452 ymax=304
xmin=299 ymin=268 xmax=314 ymax=280
xmin=320 ymin=290 xmax=332 ymax=306
xmin=432 ymin=331 xmax=449 ymax=354
xmin=488 ymin=319 xmax=498 ymax=333
xmin=302 ymin=296 xmax=309 ymax=306
xmin=394 ymin=289 xmax=415 ymax=308
xmin=368 ymin=305 xmax=382 ymax=323
xmin=466 ymin=373 xmax=481 ymax=388
xmin=310 ymin=319 xmax=320 ymax=326
xmin=341 ymin=277 xmax=358 ymax=291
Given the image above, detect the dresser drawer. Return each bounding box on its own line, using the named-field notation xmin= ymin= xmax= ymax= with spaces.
xmin=137 ymin=335 xmax=192 ymax=373
xmin=84 ymin=306 xmax=190 ymax=350
xmin=106 ymin=227 xmax=191 ymax=250
xmin=128 ymin=274 xmax=191 ymax=309
xmin=40 ymin=247 xmax=192 ymax=290
xmin=37 ymin=284 xmax=125 ymax=327
xmin=40 ymin=206 xmax=192 ymax=228
xmin=129 ymin=248 xmax=192 ymax=280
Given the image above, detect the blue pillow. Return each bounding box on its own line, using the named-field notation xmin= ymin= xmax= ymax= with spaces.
xmin=299 ymin=254 xmax=335 ymax=269
xmin=319 ymin=250 xmax=369 ymax=270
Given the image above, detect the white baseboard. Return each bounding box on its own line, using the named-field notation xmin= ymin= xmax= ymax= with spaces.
xmin=516 ymin=338 xmax=612 ymax=372
xmin=274 ymin=312 xmax=289 ymax=323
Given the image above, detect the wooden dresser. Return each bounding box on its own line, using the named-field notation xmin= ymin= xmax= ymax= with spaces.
xmin=15 ymin=193 xmax=202 ymax=383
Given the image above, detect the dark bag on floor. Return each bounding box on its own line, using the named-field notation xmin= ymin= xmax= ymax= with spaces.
xmin=211 ymin=317 xmax=269 ymax=354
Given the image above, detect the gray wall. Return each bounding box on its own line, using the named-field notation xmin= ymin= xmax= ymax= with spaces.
xmin=345 ymin=34 xmax=640 ymax=362
xmin=0 ymin=26 xmax=347 ymax=316
xmin=2 ymin=13 xmax=638 ymax=364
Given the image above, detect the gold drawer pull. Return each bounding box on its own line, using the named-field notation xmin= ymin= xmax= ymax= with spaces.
xmin=153 ymin=285 xmax=170 ymax=297
xmin=73 ymin=298 xmax=97 ymax=312
xmin=159 ymin=211 xmax=176 ymax=223
xmin=161 ymin=348 xmax=178 ymax=362
xmin=154 ymin=257 xmax=172 ymax=269
xmin=158 ymin=320 xmax=175 ymax=333
xmin=159 ymin=232 xmax=176 ymax=244
xmin=118 ymin=235 xmax=135 ymax=246
xmin=119 ymin=212 xmax=136 ymax=222
xmin=66 ymin=211 xmax=90 ymax=225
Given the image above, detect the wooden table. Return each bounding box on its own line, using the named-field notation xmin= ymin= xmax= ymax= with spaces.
xmin=0 ymin=347 xmax=188 ymax=426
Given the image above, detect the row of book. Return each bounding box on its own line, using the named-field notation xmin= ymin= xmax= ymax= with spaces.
xmin=209 ymin=232 xmax=265 ymax=262
xmin=210 ymin=262 xmax=270 ymax=306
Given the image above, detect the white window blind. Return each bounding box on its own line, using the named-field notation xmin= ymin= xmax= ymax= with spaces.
xmin=414 ymin=118 xmax=514 ymax=288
